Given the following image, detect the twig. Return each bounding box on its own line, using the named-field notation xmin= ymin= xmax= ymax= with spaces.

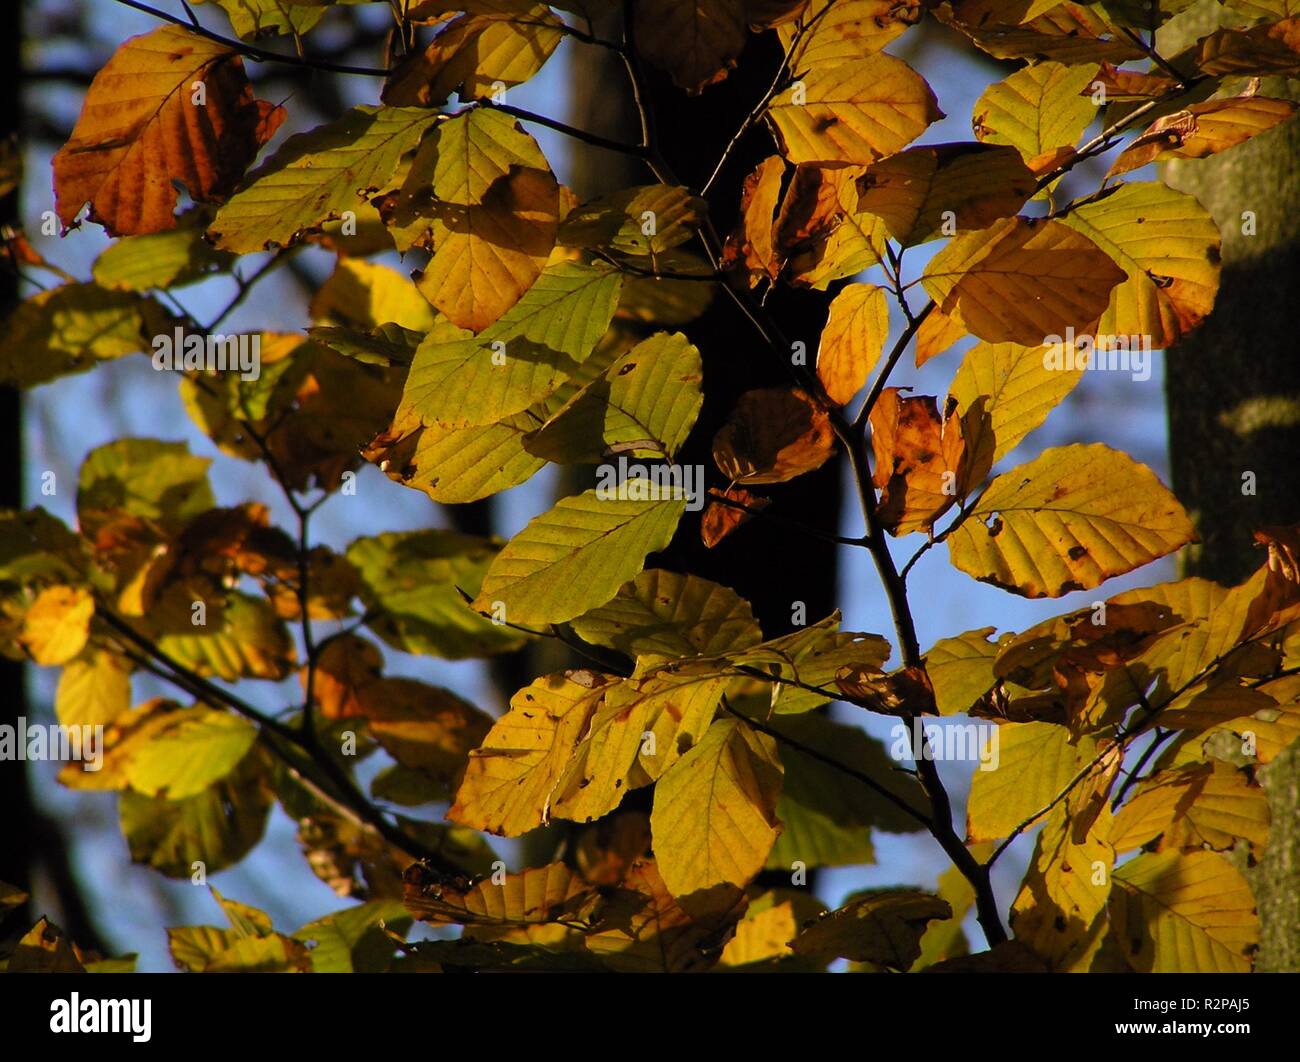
xmin=110 ymin=0 xmax=393 ymax=77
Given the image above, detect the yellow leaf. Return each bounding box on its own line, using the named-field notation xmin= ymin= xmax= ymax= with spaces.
xmin=1108 ymin=851 xmax=1257 ymax=972
xmin=948 ymin=339 xmax=1084 ymax=488
xmin=922 ymin=216 xmax=1126 ymax=346
xmin=940 ymin=2 xmax=1142 ymax=64
xmin=1110 ymin=762 xmax=1270 ymax=853
xmin=651 ymin=717 xmax=784 ymax=895
xmin=768 ymin=54 xmax=942 ymax=164
xmin=816 ymin=283 xmax=888 ymax=405
xmin=20 ymin=586 xmax=94 ymax=666
xmin=56 ymin=649 xmax=131 ymax=728
xmin=712 ymin=387 xmax=836 ymax=484
xmin=309 ymin=258 xmax=435 ymax=333
xmin=447 ymin=671 xmax=614 ymax=836
xmin=414 ymin=166 xmax=562 ymax=331
xmin=948 ymin=443 xmax=1195 ymax=598
xmin=382 ymin=6 xmax=563 ymax=106
xmin=855 ymin=143 xmax=1036 ymax=247
xmin=972 ymin=61 xmax=1098 ymax=168
xmin=779 ymin=0 xmax=922 ymax=73
xmin=781 ymin=164 xmax=887 ymax=289
xmin=1010 ymin=804 xmax=1114 ymax=969
xmin=923 ymin=626 xmax=1006 ymax=716
xmin=913 ymin=304 xmax=966 ymax=367
xmin=53 ymin=25 xmax=285 ymax=236
xmin=1058 ymin=182 xmax=1220 ymax=350
xmin=404 ymin=859 xmax=602 ymax=929
xmin=966 ymin=722 xmax=1097 ymax=841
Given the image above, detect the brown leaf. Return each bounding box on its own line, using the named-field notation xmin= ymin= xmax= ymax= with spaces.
xmin=713 ymin=387 xmax=836 ymax=484
xmin=724 ymin=156 xmax=786 ymax=288
xmin=701 ymin=486 xmax=770 ymax=548
xmin=634 ymin=0 xmax=749 ymax=94
xmin=53 ymin=25 xmax=285 ymax=236
xmin=869 ymin=388 xmax=966 ymax=535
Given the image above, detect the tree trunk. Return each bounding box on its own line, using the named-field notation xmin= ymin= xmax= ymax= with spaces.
xmin=1161 ymin=1 xmax=1300 ymax=972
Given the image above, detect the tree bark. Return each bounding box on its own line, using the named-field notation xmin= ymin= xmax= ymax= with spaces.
xmin=1161 ymin=1 xmax=1300 ymax=971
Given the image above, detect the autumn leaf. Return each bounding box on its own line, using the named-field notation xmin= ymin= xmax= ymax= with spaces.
xmin=1108 ymin=851 xmax=1258 ymax=972
xmin=724 ymin=155 xmax=786 ymax=287
xmin=651 ymin=717 xmax=784 ymax=897
xmin=869 ymin=388 xmax=966 ymax=535
xmin=779 ymin=0 xmax=922 ymax=73
xmin=1108 ymin=96 xmax=1299 ymax=178
xmin=816 ymin=283 xmax=888 ymax=405
xmin=20 ymin=586 xmax=94 ymax=666
xmin=922 ymin=216 xmax=1127 ymax=346
xmin=768 ymin=55 xmax=943 ymax=165
xmin=791 ymin=890 xmax=950 ymax=968
xmin=971 ymin=61 xmax=1098 ymax=176
xmin=855 ymin=143 xmax=1036 ymax=247
xmin=701 ymin=487 xmax=769 ymax=548
xmin=447 ymin=671 xmax=614 ymax=837
xmin=52 ymin=25 xmax=285 ymax=236
xmin=382 ymin=6 xmax=563 ymax=107
xmin=713 ymin=387 xmax=836 ymax=484
xmin=1058 ymin=182 xmax=1221 ymax=350
xmin=947 ymin=443 xmax=1195 ymax=598
xmin=633 ymin=0 xmax=748 ymax=94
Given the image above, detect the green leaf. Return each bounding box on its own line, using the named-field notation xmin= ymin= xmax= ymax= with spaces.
xmin=524 ymin=331 xmax=703 ymax=462
xmin=472 ymin=491 xmax=687 ymax=626
xmin=762 ymin=712 xmax=930 ymax=871
xmin=119 ymin=749 xmax=272 ymax=877
xmin=124 ymin=708 xmax=259 ymax=800
xmin=56 ymin=649 xmax=132 ymax=728
xmin=0 ymin=284 xmax=173 ymax=387
xmin=395 ymin=106 xmax=548 ymax=207
xmin=346 ymin=530 xmax=528 ymax=658
xmin=92 ymin=220 xmax=234 ymax=291
xmin=570 ymin=569 xmax=761 ymax=661
xmin=77 ymin=438 xmax=214 ymax=539
xmin=394 ymin=262 xmax=622 ymax=431
xmin=209 ymin=106 xmax=439 ymax=253
xmin=292 ymin=901 xmax=411 ymax=973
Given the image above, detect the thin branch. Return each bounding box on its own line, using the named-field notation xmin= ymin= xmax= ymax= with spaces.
xmin=1120 ymin=26 xmax=1188 ymax=89
xmin=110 ymin=0 xmax=393 ymax=77
xmin=478 ymin=99 xmax=648 ymax=158
xmin=851 ymin=300 xmax=934 ymax=433
xmin=719 ymin=697 xmax=933 ymax=831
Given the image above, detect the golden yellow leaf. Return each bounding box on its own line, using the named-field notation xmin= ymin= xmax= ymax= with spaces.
xmin=1058 ymin=181 xmax=1220 ymax=351
xmin=53 ymin=25 xmax=284 ymax=236
xmin=948 ymin=443 xmax=1195 ymax=598
xmin=922 ymin=216 xmax=1126 ymax=346
xmin=966 ymin=722 xmax=1098 ymax=841
xmin=948 ymin=339 xmax=1084 ymax=489
xmin=768 ymin=54 xmax=942 ymax=165
xmin=20 ymin=586 xmax=94 ymax=666
xmin=855 ymin=143 xmax=1036 ymax=247
xmin=816 ymin=283 xmax=887 ymax=405
xmin=1110 ymin=762 xmax=1270 ymax=853
xmin=779 ymin=0 xmax=922 ymax=72
xmin=651 ymin=717 xmax=784 ymax=896
xmin=1108 ymin=95 xmax=1299 ymax=178
xmin=972 ymin=61 xmax=1098 ymax=167
xmin=791 ymin=890 xmax=950 ymax=968
xmin=382 ymin=6 xmax=563 ymax=107
xmin=447 ymin=671 xmax=615 ymax=837
xmin=724 ymin=155 xmax=786 ymax=288
xmin=1108 ymin=851 xmax=1257 ymax=972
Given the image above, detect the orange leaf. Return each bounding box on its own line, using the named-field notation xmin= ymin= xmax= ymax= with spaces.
xmin=53 ymin=25 xmax=285 ymax=236
xmin=869 ymin=388 xmax=966 ymax=535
